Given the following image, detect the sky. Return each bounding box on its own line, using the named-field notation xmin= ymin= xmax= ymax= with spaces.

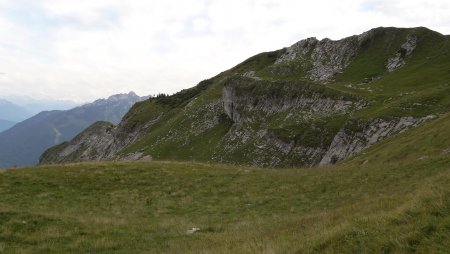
xmin=0 ymin=0 xmax=449 ymax=102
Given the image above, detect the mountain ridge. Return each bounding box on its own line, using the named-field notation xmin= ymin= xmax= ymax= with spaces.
xmin=40 ymin=27 xmax=450 ymax=167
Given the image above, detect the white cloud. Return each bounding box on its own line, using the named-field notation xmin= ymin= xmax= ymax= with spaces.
xmin=0 ymin=0 xmax=448 ymax=102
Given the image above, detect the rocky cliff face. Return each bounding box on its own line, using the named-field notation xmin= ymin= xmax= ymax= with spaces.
xmin=223 ymin=78 xmax=362 ymax=123
xmin=219 ymin=77 xmax=438 ymax=167
xmin=386 ymin=35 xmax=417 ymax=72
xmin=319 ymin=115 xmax=435 ymax=165
xmin=39 ymin=111 xmax=162 ymax=164
xmin=275 ymin=36 xmax=359 ymax=82
xmin=215 ymin=77 xmax=364 ymax=167
xmin=274 ymin=27 xmax=420 ymax=82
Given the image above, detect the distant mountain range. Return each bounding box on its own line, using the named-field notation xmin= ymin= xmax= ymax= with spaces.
xmin=0 ymin=96 xmax=80 ymax=116
xmin=0 ymin=98 xmax=81 ymax=132
xmin=0 ymin=99 xmax=32 ymax=123
xmin=0 ymin=92 xmax=147 ymax=168
xmin=0 ymin=119 xmax=16 ymax=133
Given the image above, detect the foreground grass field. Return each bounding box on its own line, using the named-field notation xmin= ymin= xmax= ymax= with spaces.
xmin=1 ymin=114 xmax=449 ymax=253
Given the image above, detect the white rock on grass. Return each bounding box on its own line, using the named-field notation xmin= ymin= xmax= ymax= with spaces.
xmin=186 ymin=227 xmax=201 ymax=235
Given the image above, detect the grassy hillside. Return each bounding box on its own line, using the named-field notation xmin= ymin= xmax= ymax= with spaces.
xmin=117 ymin=27 xmax=450 ymax=162
xmin=1 ymin=113 xmax=449 ymax=253
xmin=39 ymin=27 xmax=450 ymax=167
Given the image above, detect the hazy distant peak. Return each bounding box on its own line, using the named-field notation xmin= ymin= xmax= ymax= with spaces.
xmin=0 ymin=99 xmax=14 ymax=105
xmin=107 ymin=91 xmax=139 ymax=101
xmin=85 ymin=92 xmax=139 ymax=107
xmin=0 ymin=99 xmax=32 ymax=122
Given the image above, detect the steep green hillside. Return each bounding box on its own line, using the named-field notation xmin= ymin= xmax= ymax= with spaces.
xmin=331 ymin=27 xmax=450 ymax=119
xmin=1 ymin=113 xmax=449 ymax=253
xmin=120 ymin=76 xmax=360 ymax=166
xmin=40 ymin=27 xmax=450 ymax=167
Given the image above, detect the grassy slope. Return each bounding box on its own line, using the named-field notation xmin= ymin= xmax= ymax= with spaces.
xmin=331 ymin=28 xmax=450 ymax=119
xmin=120 ymin=77 xmax=232 ymax=161
xmin=1 ymin=113 xmax=449 ymax=253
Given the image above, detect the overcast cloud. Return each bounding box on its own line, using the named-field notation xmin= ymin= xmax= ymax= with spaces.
xmin=0 ymin=0 xmax=449 ymax=102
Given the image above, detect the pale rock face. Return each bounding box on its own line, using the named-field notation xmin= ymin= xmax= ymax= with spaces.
xmin=386 ymin=35 xmax=417 ymax=72
xmin=319 ymin=115 xmax=435 ymax=166
xmin=223 ymin=80 xmax=364 ymax=124
xmin=242 ymin=71 xmax=260 ymax=80
xmin=275 ymin=35 xmax=359 ymax=82
xmin=39 ymin=113 xmax=163 ymax=164
xmin=276 ymin=29 xmax=419 ymax=81
xmin=223 ymin=85 xmax=241 ymax=123
xmin=275 ymin=37 xmax=319 ymax=64
xmin=308 ymin=38 xmax=358 ymax=82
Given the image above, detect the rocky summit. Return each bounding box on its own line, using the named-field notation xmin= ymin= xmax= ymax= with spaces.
xmin=40 ymin=27 xmax=450 ymax=167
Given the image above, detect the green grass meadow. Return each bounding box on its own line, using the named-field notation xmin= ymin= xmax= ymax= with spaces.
xmin=0 ymin=114 xmax=449 ymax=253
